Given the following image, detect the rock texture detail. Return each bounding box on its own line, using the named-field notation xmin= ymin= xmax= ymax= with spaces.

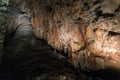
xmin=28 ymin=0 xmax=120 ymax=71
xmin=8 ymin=0 xmax=120 ymax=72
xmin=0 ymin=0 xmax=9 ymax=63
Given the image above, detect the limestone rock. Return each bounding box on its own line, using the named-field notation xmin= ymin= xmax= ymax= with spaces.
xmin=27 ymin=0 xmax=120 ymax=71
xmin=0 ymin=0 xmax=9 ymax=63
xmin=8 ymin=0 xmax=120 ymax=73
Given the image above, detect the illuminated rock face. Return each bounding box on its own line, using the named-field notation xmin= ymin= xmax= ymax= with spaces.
xmin=29 ymin=0 xmax=120 ymax=70
xmin=10 ymin=0 xmax=120 ymax=71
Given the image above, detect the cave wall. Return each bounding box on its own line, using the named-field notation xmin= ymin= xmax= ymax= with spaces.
xmin=0 ymin=0 xmax=9 ymax=63
xmin=5 ymin=0 xmax=120 ymax=71
xmin=0 ymin=0 xmax=30 ymax=63
xmin=29 ymin=0 xmax=120 ymax=71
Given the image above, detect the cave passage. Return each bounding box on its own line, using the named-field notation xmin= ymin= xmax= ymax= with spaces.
xmin=0 ymin=15 xmax=79 ymax=80
xmin=0 ymin=0 xmax=120 ymax=80
xmin=0 ymin=9 xmax=119 ymax=80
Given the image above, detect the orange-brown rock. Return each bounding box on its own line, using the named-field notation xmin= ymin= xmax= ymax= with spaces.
xmin=28 ymin=0 xmax=120 ymax=71
xmin=10 ymin=0 xmax=120 ymax=71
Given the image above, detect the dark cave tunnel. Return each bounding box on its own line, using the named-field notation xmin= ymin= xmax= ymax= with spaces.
xmin=0 ymin=0 xmax=120 ymax=80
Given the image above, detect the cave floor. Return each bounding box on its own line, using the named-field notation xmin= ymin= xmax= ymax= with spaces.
xmin=0 ymin=23 xmax=80 ymax=80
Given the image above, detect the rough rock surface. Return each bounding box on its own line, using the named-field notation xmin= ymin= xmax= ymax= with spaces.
xmin=2 ymin=0 xmax=120 ymax=78
xmin=1 ymin=6 xmax=80 ymax=79
xmin=0 ymin=0 xmax=9 ymax=63
xmin=27 ymin=0 xmax=120 ymax=71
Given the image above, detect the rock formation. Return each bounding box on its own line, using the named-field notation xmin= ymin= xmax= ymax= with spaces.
xmin=3 ymin=0 xmax=120 ymax=73
xmin=29 ymin=0 xmax=120 ymax=71
xmin=0 ymin=0 xmax=9 ymax=63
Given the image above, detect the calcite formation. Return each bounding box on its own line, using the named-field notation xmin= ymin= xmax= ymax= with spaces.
xmin=6 ymin=0 xmax=120 ymax=72
xmin=29 ymin=0 xmax=120 ymax=71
